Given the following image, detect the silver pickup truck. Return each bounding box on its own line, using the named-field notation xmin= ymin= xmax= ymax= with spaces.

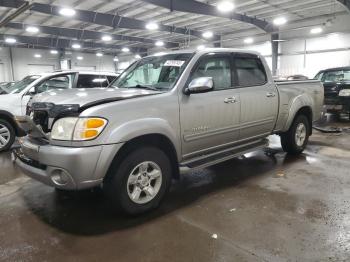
xmin=13 ymin=48 xmax=324 ymax=214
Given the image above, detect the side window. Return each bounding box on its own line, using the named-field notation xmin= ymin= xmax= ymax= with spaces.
xmin=234 ymin=56 xmax=267 ymax=87
xmin=191 ymin=56 xmax=232 ymax=90
xmin=35 ymin=74 xmax=75 ymax=94
xmin=77 ymin=75 xmax=109 ymax=88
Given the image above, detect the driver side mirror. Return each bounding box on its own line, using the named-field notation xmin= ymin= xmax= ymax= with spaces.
xmin=26 ymin=87 xmax=36 ymax=96
xmin=184 ymin=77 xmax=214 ymax=95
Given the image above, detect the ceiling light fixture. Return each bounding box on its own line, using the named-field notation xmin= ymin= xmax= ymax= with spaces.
xmin=217 ymin=1 xmax=235 ymax=13
xmin=155 ymin=40 xmax=164 ymax=47
xmin=77 ymin=56 xmax=83 ymax=60
xmin=310 ymin=27 xmax=323 ymax=34
xmin=101 ymin=35 xmax=112 ymax=41
xmin=50 ymin=50 xmax=58 ymax=54
xmin=145 ymin=22 xmax=159 ymax=30
xmin=96 ymin=52 xmax=103 ymax=57
xmin=244 ymin=37 xmax=254 ymax=44
xmin=202 ymin=31 xmax=213 ymax=38
xmin=113 ymin=57 xmax=119 ymax=62
xmin=59 ymin=8 xmax=76 ymax=17
xmin=5 ymin=37 xmax=16 ymax=44
xmin=34 ymin=54 xmax=41 ymax=58
xmin=26 ymin=26 xmax=39 ymax=33
xmin=135 ymin=54 xmax=141 ymax=59
xmin=72 ymin=43 xmax=81 ymax=49
xmin=122 ymin=47 xmax=130 ymax=52
xmin=273 ymin=17 xmax=287 ymax=26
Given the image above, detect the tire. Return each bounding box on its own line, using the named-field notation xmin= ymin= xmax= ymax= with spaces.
xmin=0 ymin=119 xmax=15 ymax=152
xmin=104 ymin=146 xmax=172 ymax=215
xmin=280 ymin=115 xmax=310 ymax=155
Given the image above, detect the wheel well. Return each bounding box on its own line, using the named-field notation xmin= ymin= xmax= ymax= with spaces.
xmin=0 ymin=112 xmax=23 ymax=136
xmin=107 ymin=134 xmax=180 ymax=180
xmin=295 ymin=106 xmax=313 ymax=135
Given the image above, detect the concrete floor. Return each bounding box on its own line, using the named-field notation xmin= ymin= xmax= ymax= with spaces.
xmin=0 ymin=116 xmax=349 ymax=262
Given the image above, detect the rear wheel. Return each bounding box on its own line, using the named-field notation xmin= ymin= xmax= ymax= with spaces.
xmin=280 ymin=115 xmax=310 ymax=155
xmin=0 ymin=119 xmax=15 ymax=152
xmin=104 ymin=146 xmax=172 ymax=215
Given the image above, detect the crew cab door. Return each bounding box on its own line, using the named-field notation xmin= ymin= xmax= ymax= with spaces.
xmin=179 ymin=53 xmax=240 ymax=159
xmin=233 ymin=53 xmax=278 ymax=141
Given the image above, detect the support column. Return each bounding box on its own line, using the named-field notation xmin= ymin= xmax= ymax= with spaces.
xmin=271 ymin=33 xmax=279 ymax=77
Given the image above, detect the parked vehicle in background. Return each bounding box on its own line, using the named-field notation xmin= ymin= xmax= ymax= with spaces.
xmin=315 ymin=67 xmax=350 ymax=117
xmin=0 ymin=82 xmax=16 ymax=94
xmin=0 ymin=71 xmax=118 ymax=152
xmin=287 ymin=75 xmax=309 ymax=81
xmin=13 ymin=49 xmax=323 ymax=215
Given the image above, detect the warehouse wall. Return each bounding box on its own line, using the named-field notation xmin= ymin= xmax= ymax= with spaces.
xmin=0 ymin=47 xmax=116 ymax=81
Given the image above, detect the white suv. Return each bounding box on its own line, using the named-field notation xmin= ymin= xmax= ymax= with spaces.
xmin=0 ymin=71 xmax=118 ymax=152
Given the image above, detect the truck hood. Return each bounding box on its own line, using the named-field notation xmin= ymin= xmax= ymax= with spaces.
xmin=31 ymin=88 xmax=161 ymax=107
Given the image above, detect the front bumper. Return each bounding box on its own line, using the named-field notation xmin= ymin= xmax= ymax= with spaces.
xmin=324 ymin=96 xmax=350 ymax=112
xmin=13 ymin=137 xmax=123 ymax=190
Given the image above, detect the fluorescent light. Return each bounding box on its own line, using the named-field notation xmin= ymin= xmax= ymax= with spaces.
xmin=197 ymin=45 xmax=206 ymax=50
xmin=113 ymin=57 xmax=119 ymax=62
xmin=77 ymin=56 xmax=83 ymax=60
xmin=155 ymin=40 xmax=164 ymax=47
xmin=50 ymin=50 xmax=58 ymax=54
xmin=72 ymin=43 xmax=81 ymax=49
xmin=26 ymin=26 xmax=39 ymax=33
xmin=244 ymin=37 xmax=254 ymax=44
xmin=135 ymin=54 xmax=141 ymax=59
xmin=101 ymin=35 xmax=112 ymax=41
xmin=34 ymin=54 xmax=41 ymax=58
xmin=59 ymin=8 xmax=76 ymax=17
xmin=122 ymin=47 xmax=130 ymax=52
xmin=202 ymin=31 xmax=213 ymax=38
xmin=96 ymin=52 xmax=103 ymax=57
xmin=217 ymin=1 xmax=235 ymax=13
xmin=5 ymin=37 xmax=16 ymax=44
xmin=272 ymin=39 xmax=286 ymax=42
xmin=273 ymin=17 xmax=287 ymax=26
xmin=145 ymin=22 xmax=159 ymax=30
xmin=310 ymin=27 xmax=323 ymax=34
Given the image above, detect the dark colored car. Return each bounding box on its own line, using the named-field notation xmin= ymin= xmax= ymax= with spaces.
xmin=315 ymin=67 xmax=350 ymax=117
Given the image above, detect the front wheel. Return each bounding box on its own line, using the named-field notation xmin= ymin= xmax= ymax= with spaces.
xmin=104 ymin=147 xmax=172 ymax=215
xmin=0 ymin=119 xmax=15 ymax=152
xmin=280 ymin=115 xmax=310 ymax=155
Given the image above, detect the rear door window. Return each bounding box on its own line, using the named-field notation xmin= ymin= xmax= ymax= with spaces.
xmin=234 ymin=55 xmax=267 ymax=87
xmin=77 ymin=74 xmax=109 ymax=88
xmin=34 ymin=74 xmax=75 ymax=93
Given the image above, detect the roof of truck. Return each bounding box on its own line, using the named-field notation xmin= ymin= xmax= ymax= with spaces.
xmin=146 ymin=48 xmax=262 ymax=58
xmin=317 ymin=66 xmax=350 ymax=72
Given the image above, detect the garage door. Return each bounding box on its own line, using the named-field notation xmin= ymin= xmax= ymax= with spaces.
xmin=28 ymin=64 xmax=55 ymax=75
xmin=0 ymin=63 xmax=6 ymax=82
xmin=73 ymin=66 xmax=96 ymax=71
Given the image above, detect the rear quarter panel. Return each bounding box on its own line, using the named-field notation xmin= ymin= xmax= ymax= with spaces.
xmin=275 ymin=80 xmax=324 ymax=132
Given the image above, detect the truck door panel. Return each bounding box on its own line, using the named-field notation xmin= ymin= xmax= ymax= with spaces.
xmin=179 ymin=53 xmax=240 ymax=159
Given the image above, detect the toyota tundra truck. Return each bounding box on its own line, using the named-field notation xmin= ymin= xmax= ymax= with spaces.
xmin=13 ymin=49 xmax=324 ymax=215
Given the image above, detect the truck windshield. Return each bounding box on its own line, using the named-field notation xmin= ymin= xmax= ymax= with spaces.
xmin=8 ymin=75 xmax=41 ymax=94
xmin=110 ymin=53 xmax=193 ymax=91
xmin=316 ymin=70 xmax=350 ymax=83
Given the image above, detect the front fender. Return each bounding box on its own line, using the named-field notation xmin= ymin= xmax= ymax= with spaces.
xmin=282 ymin=94 xmax=314 ymax=132
xmin=104 ymin=118 xmax=180 ymax=158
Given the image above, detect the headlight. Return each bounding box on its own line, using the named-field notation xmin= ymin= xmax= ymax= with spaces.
xmin=339 ymin=89 xmax=350 ymax=97
xmin=51 ymin=117 xmax=107 ymax=141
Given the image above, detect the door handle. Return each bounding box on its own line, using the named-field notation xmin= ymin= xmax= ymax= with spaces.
xmin=266 ymin=92 xmax=276 ymax=98
xmin=224 ymin=96 xmax=237 ymax=103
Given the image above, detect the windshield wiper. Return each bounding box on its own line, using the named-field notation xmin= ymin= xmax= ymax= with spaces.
xmin=131 ymin=84 xmax=159 ymax=91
